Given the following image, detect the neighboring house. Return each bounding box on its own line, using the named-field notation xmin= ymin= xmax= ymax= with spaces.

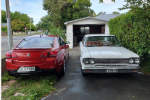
xmin=1 ymin=23 xmax=7 ymax=27
xmin=64 ymin=14 xmax=120 ymax=49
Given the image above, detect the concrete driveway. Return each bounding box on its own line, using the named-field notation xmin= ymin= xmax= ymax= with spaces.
xmin=43 ymin=47 xmax=150 ymax=100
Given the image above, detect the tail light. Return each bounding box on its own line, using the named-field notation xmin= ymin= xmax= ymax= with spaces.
xmin=6 ymin=52 xmax=11 ymax=58
xmin=41 ymin=49 xmax=58 ymax=57
xmin=6 ymin=52 xmax=17 ymax=58
xmin=49 ymin=50 xmax=57 ymax=57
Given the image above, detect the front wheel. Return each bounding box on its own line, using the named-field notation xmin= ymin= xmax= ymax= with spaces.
xmin=58 ymin=59 xmax=65 ymax=76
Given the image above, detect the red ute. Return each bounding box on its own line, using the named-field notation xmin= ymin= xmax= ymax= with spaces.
xmin=6 ymin=35 xmax=70 ymax=76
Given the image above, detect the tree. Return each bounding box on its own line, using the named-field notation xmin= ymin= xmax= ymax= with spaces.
xmin=11 ymin=11 xmax=31 ymax=24
xmin=97 ymin=12 xmax=106 ymax=16
xmin=11 ymin=19 xmax=25 ymax=31
xmin=112 ymin=11 xmax=120 ymax=14
xmin=26 ymin=23 xmax=37 ymax=31
xmin=1 ymin=10 xmax=31 ymax=24
xmin=43 ymin=0 xmax=95 ymax=28
xmin=1 ymin=10 xmax=7 ymax=23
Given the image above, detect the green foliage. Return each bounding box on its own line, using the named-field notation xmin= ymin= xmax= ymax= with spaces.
xmin=97 ymin=12 xmax=106 ymax=16
xmin=2 ymin=75 xmax=57 ymax=100
xmin=26 ymin=23 xmax=37 ymax=31
xmin=49 ymin=26 xmax=66 ymax=41
xmin=11 ymin=19 xmax=25 ymax=32
xmin=1 ymin=10 xmax=31 ymax=24
xmin=112 ymin=11 xmax=120 ymax=14
xmin=2 ymin=73 xmax=15 ymax=83
xmin=108 ymin=10 xmax=150 ymax=63
xmin=141 ymin=55 xmax=150 ymax=73
xmin=37 ymin=15 xmax=52 ymax=30
xmin=1 ymin=10 xmax=7 ymax=23
xmin=1 ymin=26 xmax=7 ymax=33
xmin=43 ymin=0 xmax=95 ymax=29
xmin=11 ymin=11 xmax=31 ymax=24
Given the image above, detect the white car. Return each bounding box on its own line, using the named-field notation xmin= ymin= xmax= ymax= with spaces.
xmin=79 ymin=34 xmax=140 ymax=76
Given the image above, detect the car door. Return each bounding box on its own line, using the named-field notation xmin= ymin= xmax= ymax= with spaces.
xmin=59 ymin=36 xmax=68 ymax=61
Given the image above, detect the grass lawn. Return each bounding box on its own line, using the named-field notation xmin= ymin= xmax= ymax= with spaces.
xmin=2 ymin=73 xmax=57 ymax=100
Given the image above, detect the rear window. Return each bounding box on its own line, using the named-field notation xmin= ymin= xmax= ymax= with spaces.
xmin=17 ymin=37 xmax=54 ymax=48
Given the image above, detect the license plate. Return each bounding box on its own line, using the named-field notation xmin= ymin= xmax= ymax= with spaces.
xmin=106 ymin=69 xmax=118 ymax=73
xmin=22 ymin=67 xmax=35 ymax=71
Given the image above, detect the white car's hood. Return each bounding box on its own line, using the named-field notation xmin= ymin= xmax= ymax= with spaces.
xmin=87 ymin=47 xmax=139 ymax=58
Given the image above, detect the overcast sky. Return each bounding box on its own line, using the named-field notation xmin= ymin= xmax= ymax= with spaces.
xmin=1 ymin=0 xmax=129 ymax=25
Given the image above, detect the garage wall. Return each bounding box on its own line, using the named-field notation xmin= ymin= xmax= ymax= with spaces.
xmin=66 ymin=18 xmax=109 ymax=49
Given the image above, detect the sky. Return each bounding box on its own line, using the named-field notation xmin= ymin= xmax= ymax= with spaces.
xmin=1 ymin=0 xmax=129 ymax=25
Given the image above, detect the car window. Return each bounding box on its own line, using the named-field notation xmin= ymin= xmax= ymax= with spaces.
xmin=58 ymin=36 xmax=66 ymax=46
xmin=17 ymin=37 xmax=54 ymax=48
xmin=85 ymin=36 xmax=121 ymax=47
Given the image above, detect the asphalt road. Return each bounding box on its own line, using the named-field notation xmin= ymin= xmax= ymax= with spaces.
xmin=1 ymin=34 xmax=43 ymax=57
xmin=43 ymin=47 xmax=150 ymax=100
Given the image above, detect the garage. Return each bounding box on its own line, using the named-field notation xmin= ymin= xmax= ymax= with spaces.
xmin=64 ymin=14 xmax=120 ymax=49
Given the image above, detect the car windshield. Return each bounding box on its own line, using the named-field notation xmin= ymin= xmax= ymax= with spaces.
xmin=85 ymin=36 xmax=121 ymax=47
xmin=17 ymin=37 xmax=54 ymax=48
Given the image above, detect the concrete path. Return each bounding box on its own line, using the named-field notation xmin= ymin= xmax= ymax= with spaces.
xmin=43 ymin=47 xmax=150 ymax=100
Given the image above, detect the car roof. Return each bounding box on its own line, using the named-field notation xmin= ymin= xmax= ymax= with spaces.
xmin=26 ymin=35 xmax=59 ymax=38
xmin=84 ymin=34 xmax=115 ymax=37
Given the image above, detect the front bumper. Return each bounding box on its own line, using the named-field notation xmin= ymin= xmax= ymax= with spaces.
xmin=80 ymin=57 xmax=140 ymax=73
xmin=82 ymin=69 xmax=140 ymax=73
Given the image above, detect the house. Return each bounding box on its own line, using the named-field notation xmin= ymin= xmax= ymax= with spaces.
xmin=64 ymin=14 xmax=120 ymax=49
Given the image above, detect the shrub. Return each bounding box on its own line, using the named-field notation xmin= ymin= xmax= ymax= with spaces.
xmin=49 ymin=26 xmax=66 ymax=41
xmin=1 ymin=26 xmax=7 ymax=33
xmin=108 ymin=11 xmax=150 ymax=64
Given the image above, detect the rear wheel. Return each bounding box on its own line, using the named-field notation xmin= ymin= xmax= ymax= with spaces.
xmin=58 ymin=59 xmax=65 ymax=76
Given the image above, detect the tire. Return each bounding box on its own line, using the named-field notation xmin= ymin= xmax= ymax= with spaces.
xmin=68 ymin=52 xmax=69 ymax=58
xmin=81 ymin=68 xmax=87 ymax=76
xmin=58 ymin=59 xmax=65 ymax=76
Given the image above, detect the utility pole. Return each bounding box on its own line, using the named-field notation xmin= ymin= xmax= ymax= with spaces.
xmin=5 ymin=0 xmax=13 ymax=50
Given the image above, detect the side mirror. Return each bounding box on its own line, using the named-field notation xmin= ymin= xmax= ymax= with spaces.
xmin=66 ymin=41 xmax=70 ymax=44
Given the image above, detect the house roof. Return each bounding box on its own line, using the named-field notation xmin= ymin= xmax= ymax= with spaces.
xmin=1 ymin=23 xmax=7 ymax=27
xmin=64 ymin=14 xmax=120 ymax=25
xmin=95 ymin=14 xmax=120 ymax=22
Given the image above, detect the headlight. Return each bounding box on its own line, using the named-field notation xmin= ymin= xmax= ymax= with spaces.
xmin=90 ymin=59 xmax=95 ymax=64
xmin=83 ymin=58 xmax=89 ymax=64
xmin=134 ymin=58 xmax=140 ymax=64
xmin=129 ymin=59 xmax=134 ymax=64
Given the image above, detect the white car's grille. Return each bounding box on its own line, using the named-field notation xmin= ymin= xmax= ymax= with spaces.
xmin=95 ymin=59 xmax=129 ymax=63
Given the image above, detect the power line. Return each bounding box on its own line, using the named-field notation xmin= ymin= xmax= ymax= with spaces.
xmin=32 ymin=0 xmax=43 ymax=8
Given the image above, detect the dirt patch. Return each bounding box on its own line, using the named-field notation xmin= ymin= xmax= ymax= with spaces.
xmin=1 ymin=80 xmax=16 ymax=93
xmin=1 ymin=58 xmax=7 ymax=76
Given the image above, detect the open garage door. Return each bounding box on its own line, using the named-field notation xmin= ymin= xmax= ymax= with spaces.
xmin=73 ymin=24 xmax=105 ymax=46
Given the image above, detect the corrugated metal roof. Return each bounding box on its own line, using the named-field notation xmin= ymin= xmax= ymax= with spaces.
xmin=1 ymin=23 xmax=7 ymax=27
xmin=95 ymin=14 xmax=120 ymax=21
xmin=64 ymin=14 xmax=120 ymax=25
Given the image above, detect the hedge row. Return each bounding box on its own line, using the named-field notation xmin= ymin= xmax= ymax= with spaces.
xmin=108 ymin=11 xmax=150 ymax=63
xmin=1 ymin=27 xmax=7 ymax=33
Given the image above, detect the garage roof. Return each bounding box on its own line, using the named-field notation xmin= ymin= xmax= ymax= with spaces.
xmin=64 ymin=14 xmax=120 ymax=25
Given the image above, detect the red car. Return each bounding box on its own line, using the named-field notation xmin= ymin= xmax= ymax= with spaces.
xmin=6 ymin=35 xmax=70 ymax=76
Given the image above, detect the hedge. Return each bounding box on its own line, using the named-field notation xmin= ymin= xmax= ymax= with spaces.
xmin=1 ymin=27 xmax=7 ymax=33
xmin=108 ymin=11 xmax=150 ymax=63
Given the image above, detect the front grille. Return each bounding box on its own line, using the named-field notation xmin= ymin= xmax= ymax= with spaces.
xmin=95 ymin=59 xmax=129 ymax=63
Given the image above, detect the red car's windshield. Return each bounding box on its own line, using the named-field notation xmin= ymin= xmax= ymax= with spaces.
xmin=17 ymin=37 xmax=54 ymax=48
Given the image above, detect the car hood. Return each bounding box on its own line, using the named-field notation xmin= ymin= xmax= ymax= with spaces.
xmin=87 ymin=47 xmax=139 ymax=58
